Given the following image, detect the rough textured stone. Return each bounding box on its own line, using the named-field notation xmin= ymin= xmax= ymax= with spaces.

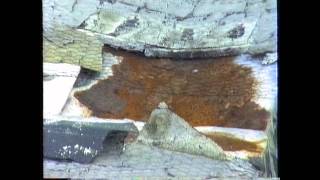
xmin=43 ymin=116 xmax=263 ymax=178
xmin=136 ymin=102 xmax=227 ymax=160
xmin=44 ymin=143 xmax=261 ymax=178
xmin=43 ymin=0 xmax=277 ymax=59
xmin=262 ymin=52 xmax=278 ymax=65
xmin=43 ymin=116 xmax=138 ymax=163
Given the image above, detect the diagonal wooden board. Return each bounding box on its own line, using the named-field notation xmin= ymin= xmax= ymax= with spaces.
xmin=43 ymin=63 xmax=81 ymax=116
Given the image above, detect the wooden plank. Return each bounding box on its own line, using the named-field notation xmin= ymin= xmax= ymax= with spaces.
xmin=43 ymin=63 xmax=80 ymax=116
xmin=43 ymin=115 xmax=138 ymax=163
xmin=43 ymin=23 xmax=103 ymax=72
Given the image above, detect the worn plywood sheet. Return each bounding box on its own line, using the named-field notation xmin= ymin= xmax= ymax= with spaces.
xmin=43 ymin=63 xmax=80 ymax=116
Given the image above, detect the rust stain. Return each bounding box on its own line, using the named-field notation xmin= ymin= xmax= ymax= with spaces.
xmin=74 ymin=46 xmax=270 ymax=130
xmin=205 ymin=132 xmax=264 ymax=153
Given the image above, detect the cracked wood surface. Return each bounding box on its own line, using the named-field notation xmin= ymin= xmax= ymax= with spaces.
xmin=43 ymin=0 xmax=277 ymax=59
xmin=44 ymin=143 xmax=262 ymax=178
xmin=43 ymin=23 xmax=103 ymax=71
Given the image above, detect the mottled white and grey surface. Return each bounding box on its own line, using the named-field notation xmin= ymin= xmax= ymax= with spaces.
xmin=44 ymin=143 xmax=262 ymax=178
xmin=43 ymin=0 xmax=277 ymax=59
xmin=43 ymin=24 xmax=103 ymax=71
xmin=137 ymin=102 xmax=226 ymax=160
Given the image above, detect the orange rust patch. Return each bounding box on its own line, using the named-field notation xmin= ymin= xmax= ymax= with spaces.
xmin=74 ymin=46 xmax=270 ymax=130
xmin=206 ymin=133 xmax=264 ymax=153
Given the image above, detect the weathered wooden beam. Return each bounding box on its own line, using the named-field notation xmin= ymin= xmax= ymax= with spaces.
xmin=43 ymin=0 xmax=277 ymax=58
xmin=43 ymin=115 xmax=138 ymax=163
xmin=43 ymin=23 xmax=103 ymax=71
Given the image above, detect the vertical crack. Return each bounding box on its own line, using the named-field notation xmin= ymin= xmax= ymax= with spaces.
xmin=190 ymin=0 xmax=202 ymax=17
xmin=71 ymin=0 xmax=78 ymax=12
xmin=247 ymin=12 xmax=263 ymax=44
xmin=244 ymin=0 xmax=249 ymax=18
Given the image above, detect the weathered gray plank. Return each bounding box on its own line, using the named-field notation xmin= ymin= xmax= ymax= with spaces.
xmin=43 ymin=0 xmax=277 ymax=58
xmin=44 ymin=115 xmax=138 ymax=163
xmin=44 ymin=143 xmax=262 ymax=178
xmin=43 ymin=23 xmax=103 ymax=71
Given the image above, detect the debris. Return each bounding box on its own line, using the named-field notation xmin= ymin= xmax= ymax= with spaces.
xmin=136 ymin=102 xmax=227 ymax=160
xmin=262 ymin=53 xmax=278 ymax=65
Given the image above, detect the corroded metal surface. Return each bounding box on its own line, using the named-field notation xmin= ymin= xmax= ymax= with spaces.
xmin=74 ymin=47 xmax=271 ymax=130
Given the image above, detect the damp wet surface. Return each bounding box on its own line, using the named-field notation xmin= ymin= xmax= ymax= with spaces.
xmin=206 ymin=133 xmax=264 ymax=153
xmin=74 ymin=46 xmax=270 ymax=130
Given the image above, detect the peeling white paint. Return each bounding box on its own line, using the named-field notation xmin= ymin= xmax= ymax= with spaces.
xmin=83 ymin=147 xmax=92 ymax=155
xmin=234 ymin=54 xmax=277 ymax=111
xmin=63 ymin=145 xmax=71 ymax=150
xmin=43 ymin=63 xmax=80 ymax=116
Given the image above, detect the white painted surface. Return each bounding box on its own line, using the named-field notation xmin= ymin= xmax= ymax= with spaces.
xmin=43 ymin=63 xmax=80 ymax=116
xmin=234 ymin=55 xmax=278 ymax=111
